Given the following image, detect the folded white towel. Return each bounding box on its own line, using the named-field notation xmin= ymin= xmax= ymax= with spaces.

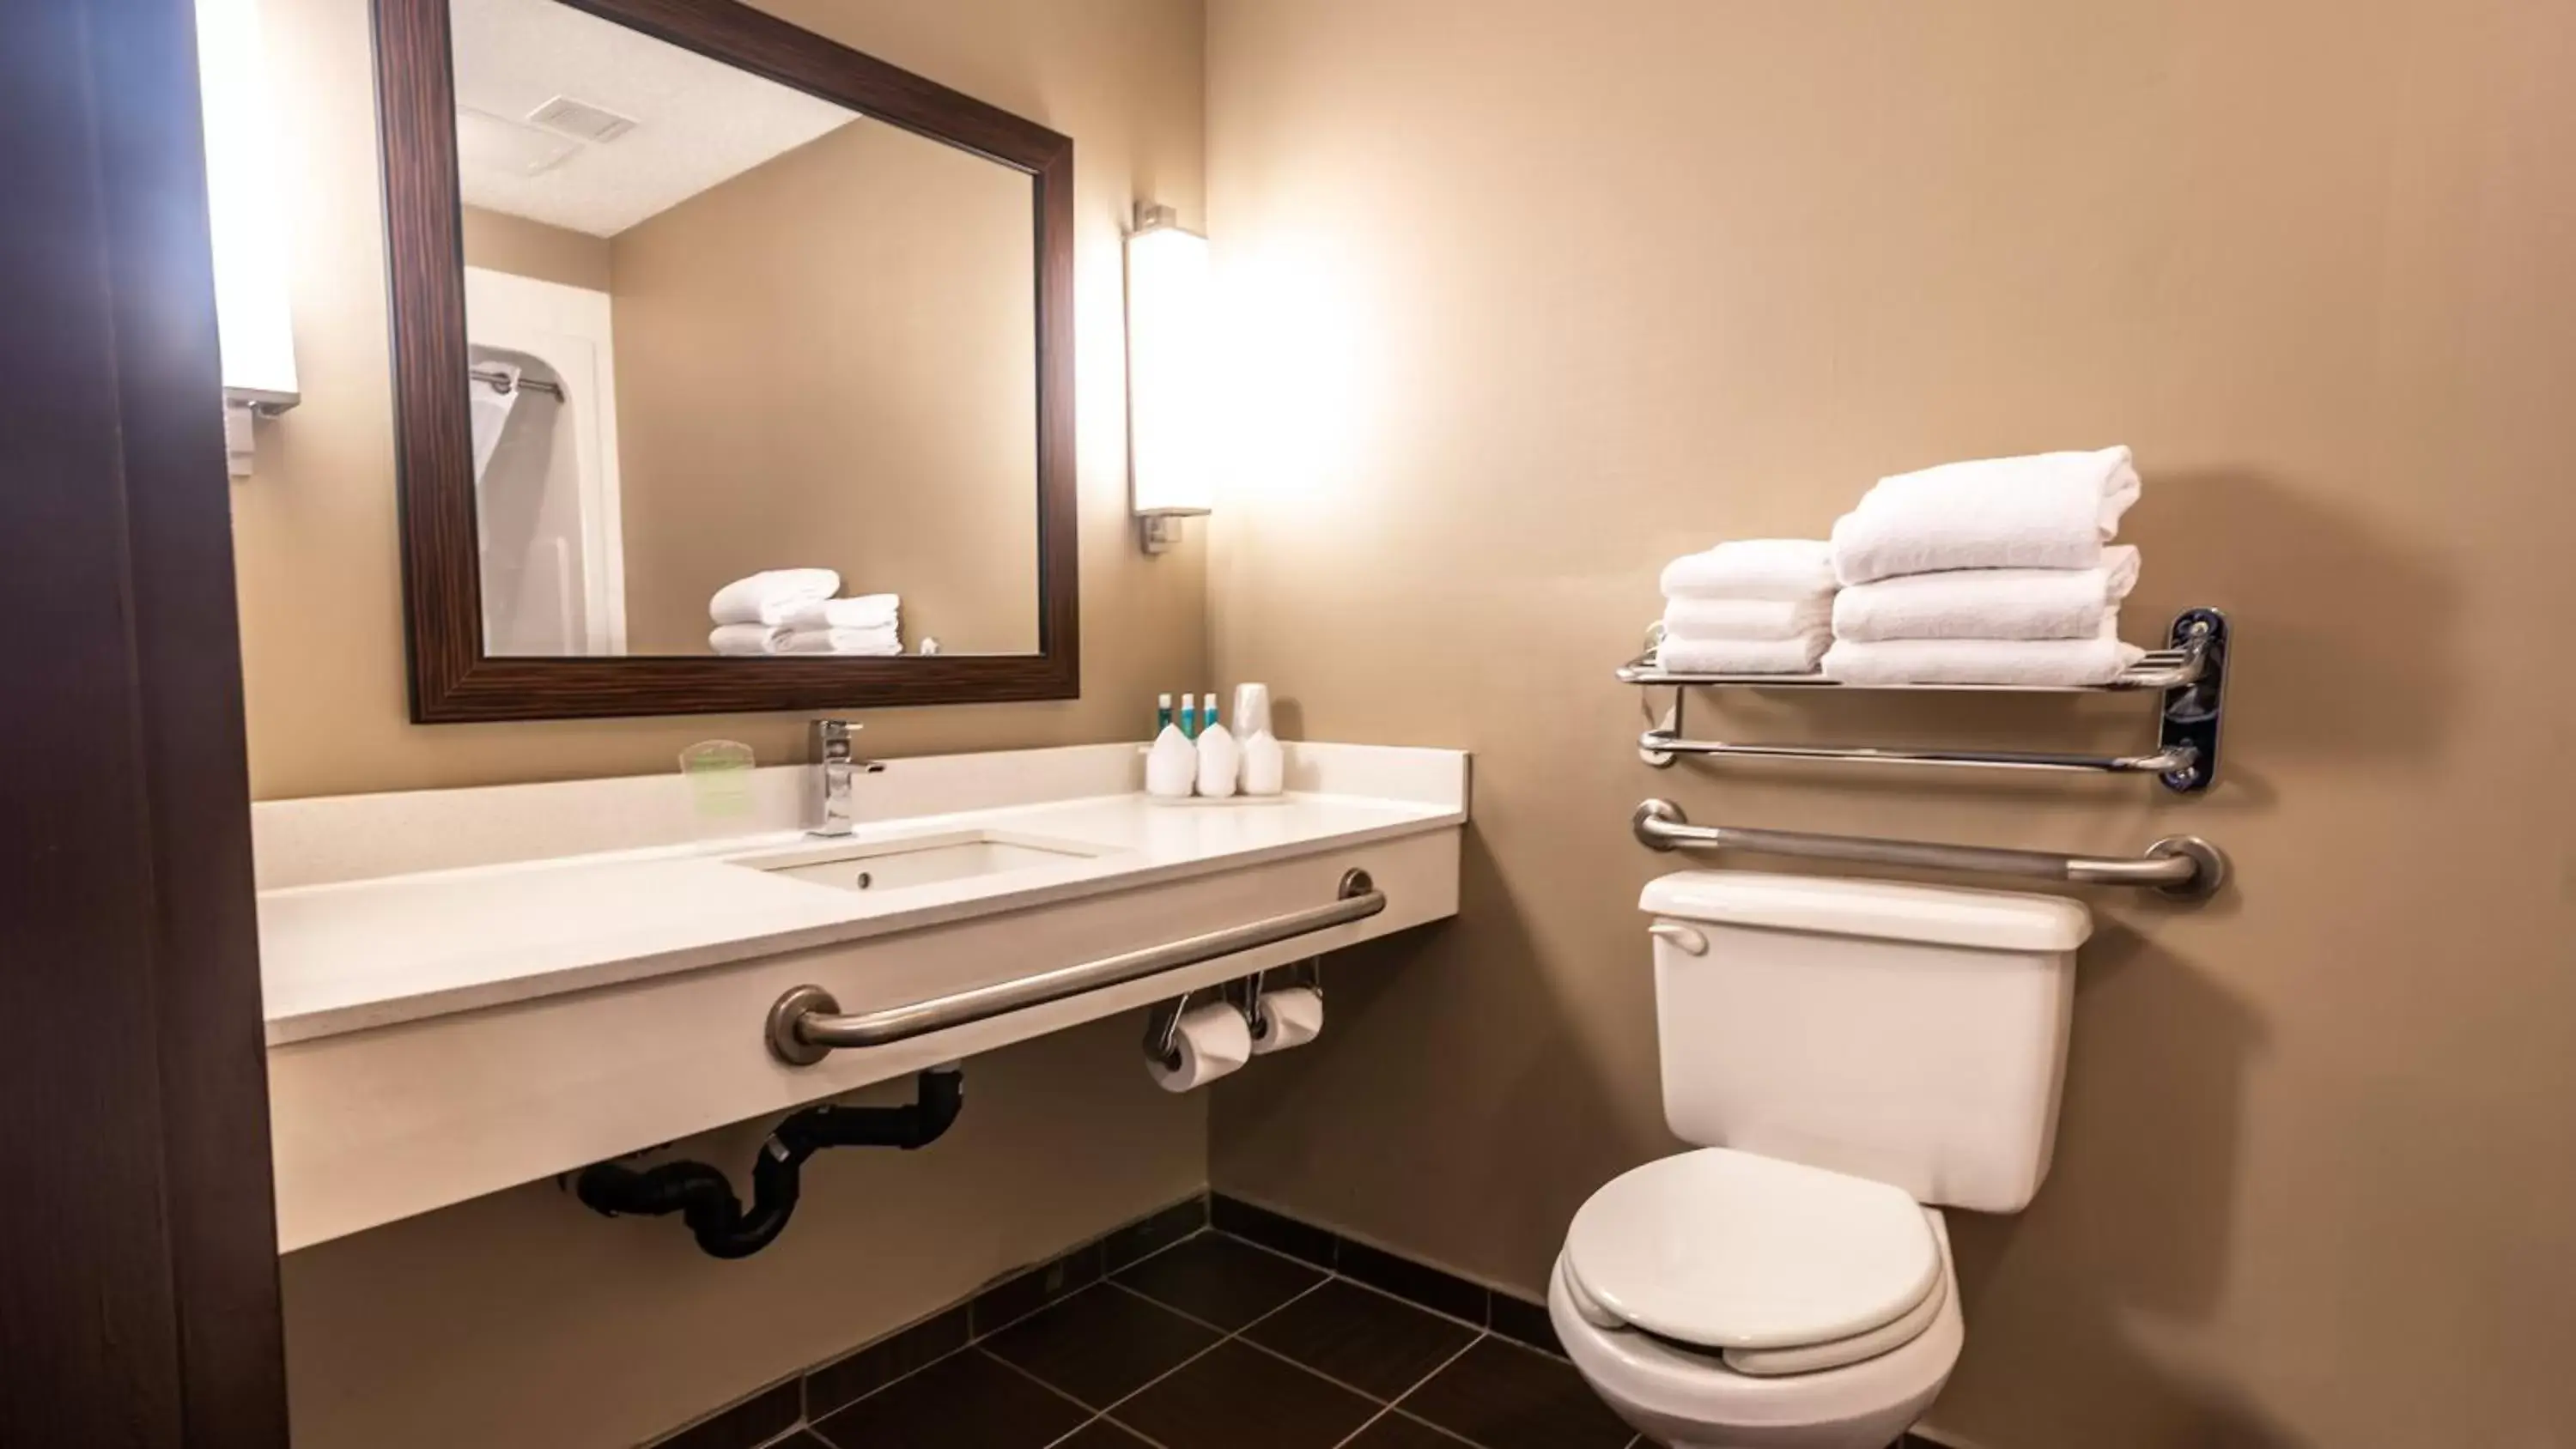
xmin=1820 ymin=618 xmax=2144 ymax=686
xmin=781 ymin=625 xmax=902 ymax=656
xmin=1657 ymin=629 xmax=1830 ymax=676
xmin=1662 ymin=595 xmax=1832 ymax=642
xmin=709 ymin=568 xmax=841 ymax=627
xmin=1832 ymin=547 xmax=2141 ymax=642
xmin=1831 ymin=446 xmax=2141 ymax=585
xmin=709 ymin=623 xmax=793 ymax=655
xmin=1660 ymin=540 xmax=1837 ymax=603
xmin=780 ymin=593 xmax=901 ymax=631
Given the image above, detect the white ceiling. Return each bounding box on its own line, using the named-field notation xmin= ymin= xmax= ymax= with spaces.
xmin=449 ymin=0 xmax=860 ymax=238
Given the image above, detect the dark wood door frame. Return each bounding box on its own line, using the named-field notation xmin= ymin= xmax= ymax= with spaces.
xmin=1 ymin=0 xmax=289 ymax=1443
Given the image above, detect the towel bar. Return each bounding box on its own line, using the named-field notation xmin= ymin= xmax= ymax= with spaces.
xmin=1633 ymin=799 xmax=2227 ymax=900
xmin=1614 ymin=640 xmax=2210 ymax=692
xmin=1622 ymin=607 xmax=2229 ymax=793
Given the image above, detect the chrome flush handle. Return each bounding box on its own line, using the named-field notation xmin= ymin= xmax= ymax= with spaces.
xmin=1649 ymin=923 xmax=1709 ymax=956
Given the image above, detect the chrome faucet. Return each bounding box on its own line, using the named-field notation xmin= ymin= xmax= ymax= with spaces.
xmin=808 ymin=719 xmax=885 ymax=837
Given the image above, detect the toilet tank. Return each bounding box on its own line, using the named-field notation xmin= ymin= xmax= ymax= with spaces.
xmin=1642 ymin=870 xmax=2092 ymax=1213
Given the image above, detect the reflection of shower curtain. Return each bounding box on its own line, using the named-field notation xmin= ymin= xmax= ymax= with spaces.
xmin=468 ymin=360 xmax=520 ymax=482
xmin=468 ymin=343 xmax=581 ymax=655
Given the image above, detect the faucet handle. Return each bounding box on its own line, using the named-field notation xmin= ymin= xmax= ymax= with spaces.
xmin=807 ymin=720 xmax=882 ymax=837
xmin=811 ymin=718 xmax=857 ymax=763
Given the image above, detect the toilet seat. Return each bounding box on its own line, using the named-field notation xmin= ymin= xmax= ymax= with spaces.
xmin=1549 ymin=1210 xmax=1964 ymax=1449
xmin=1562 ymin=1149 xmax=1940 ymax=1374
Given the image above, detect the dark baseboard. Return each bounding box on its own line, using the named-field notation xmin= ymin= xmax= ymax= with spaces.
xmin=1209 ymin=1192 xmax=1565 ymax=1356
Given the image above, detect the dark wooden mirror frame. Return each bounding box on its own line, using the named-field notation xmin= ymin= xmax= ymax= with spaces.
xmin=374 ymin=0 xmax=1077 ymax=722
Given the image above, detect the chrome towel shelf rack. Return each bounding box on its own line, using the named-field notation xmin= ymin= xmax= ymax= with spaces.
xmin=1620 ymin=607 xmax=2230 ymax=794
xmin=1635 ymin=799 xmax=2227 ymax=901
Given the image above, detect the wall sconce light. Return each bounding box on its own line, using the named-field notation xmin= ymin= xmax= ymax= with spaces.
xmin=196 ymin=0 xmax=300 ymax=477
xmin=1125 ymin=202 xmax=1212 ymax=555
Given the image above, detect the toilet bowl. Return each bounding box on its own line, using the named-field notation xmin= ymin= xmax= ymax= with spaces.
xmin=1555 ymin=871 xmax=2090 ymax=1446
xmin=1547 ymin=1151 xmax=1963 ymax=1449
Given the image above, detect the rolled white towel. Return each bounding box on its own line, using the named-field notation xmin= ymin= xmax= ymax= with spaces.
xmin=1832 ymin=547 xmax=2141 ymax=643
xmin=709 ymin=623 xmax=793 ymax=655
xmin=781 ymin=625 xmax=902 ymax=656
xmin=779 ymin=593 xmax=900 ymax=631
xmin=1820 ymin=618 xmax=2144 ymax=687
xmin=1831 ymin=446 xmax=2141 ymax=585
xmin=710 ymin=568 xmax=841 ymax=626
xmin=1659 ymin=540 xmax=1837 ymax=602
xmin=1656 ymin=629 xmax=1830 ymax=676
xmin=1662 ymin=595 xmax=1832 ymax=642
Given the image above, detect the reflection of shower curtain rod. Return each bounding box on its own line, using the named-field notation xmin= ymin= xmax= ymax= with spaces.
xmin=469 ymin=367 xmax=564 ymax=399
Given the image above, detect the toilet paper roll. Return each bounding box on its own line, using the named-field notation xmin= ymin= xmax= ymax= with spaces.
xmin=1249 ymin=986 xmax=1324 ymax=1056
xmin=1149 ymin=1003 xmax=1254 ymax=1092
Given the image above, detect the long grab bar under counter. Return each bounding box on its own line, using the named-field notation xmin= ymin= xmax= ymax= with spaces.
xmin=1633 ymin=799 xmax=2228 ymax=901
xmin=1622 ymin=607 xmax=2230 ymax=793
xmin=765 ymin=870 xmax=1386 ymax=1064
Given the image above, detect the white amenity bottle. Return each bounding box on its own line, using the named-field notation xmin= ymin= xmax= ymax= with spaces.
xmin=1194 ymin=699 xmax=1240 ymax=798
xmin=1146 ymin=694 xmax=1195 ymax=798
xmin=1239 ymin=724 xmax=1284 ymax=797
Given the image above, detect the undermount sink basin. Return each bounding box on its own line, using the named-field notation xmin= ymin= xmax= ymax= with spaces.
xmin=731 ymin=830 xmax=1104 ymax=894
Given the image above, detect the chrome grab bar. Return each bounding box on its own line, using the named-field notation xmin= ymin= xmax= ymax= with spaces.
xmin=1633 ymin=800 xmax=2227 ymax=901
xmin=765 ymin=870 xmax=1386 ymax=1065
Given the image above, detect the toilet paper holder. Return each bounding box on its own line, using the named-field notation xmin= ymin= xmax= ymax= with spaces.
xmin=1134 ymin=868 xmax=1364 ymax=1069
xmin=1143 ymin=956 xmax=1326 ymax=1069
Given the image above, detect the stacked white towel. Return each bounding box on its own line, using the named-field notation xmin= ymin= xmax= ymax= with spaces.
xmin=780 ymin=593 xmax=899 ymax=632
xmin=1655 ymin=540 xmax=1837 ymax=675
xmin=708 ymin=622 xmax=903 ymax=656
xmin=709 ymin=569 xmax=841 ymax=627
xmin=708 ymin=623 xmax=793 ymax=656
xmin=1822 ymin=447 xmax=2146 ymax=686
xmin=781 ymin=625 xmax=902 ymax=656
xmin=708 ymin=573 xmax=903 ymax=655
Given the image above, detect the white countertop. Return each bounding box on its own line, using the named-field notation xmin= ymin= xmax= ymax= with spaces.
xmin=258 ymin=786 xmax=1463 ymax=1046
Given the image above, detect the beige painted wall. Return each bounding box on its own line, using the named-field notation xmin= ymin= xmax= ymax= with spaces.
xmin=610 ymin=115 xmax=1041 ymax=655
xmin=234 ymin=0 xmax=1206 ymax=800
xmin=244 ymin=1 xmax=1208 ymax=1446
xmin=461 ymin=203 xmax=611 ymax=291
xmin=1201 ymin=3 xmax=2576 ymax=1446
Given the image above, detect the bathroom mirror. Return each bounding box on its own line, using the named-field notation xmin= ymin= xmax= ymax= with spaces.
xmin=377 ymin=0 xmax=1076 ymax=721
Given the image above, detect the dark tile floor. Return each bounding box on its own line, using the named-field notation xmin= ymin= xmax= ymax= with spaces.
xmin=803 ymin=1226 xmax=1642 ymax=1449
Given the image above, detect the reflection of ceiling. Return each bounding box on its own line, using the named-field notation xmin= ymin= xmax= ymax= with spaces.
xmin=449 ymin=0 xmax=858 ymax=237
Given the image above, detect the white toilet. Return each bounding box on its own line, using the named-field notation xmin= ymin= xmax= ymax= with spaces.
xmin=1551 ymin=870 xmax=2093 ymax=1449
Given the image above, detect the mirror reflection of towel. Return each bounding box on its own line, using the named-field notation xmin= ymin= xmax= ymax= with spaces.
xmin=708 ymin=568 xmax=842 ymax=626
xmin=781 ymin=625 xmax=902 ymax=655
xmin=777 ymin=594 xmax=899 ymax=631
xmin=709 ymin=623 xmax=793 ymax=655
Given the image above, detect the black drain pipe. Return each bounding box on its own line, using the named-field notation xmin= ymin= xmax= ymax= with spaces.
xmin=574 ymin=1064 xmax=964 ymax=1258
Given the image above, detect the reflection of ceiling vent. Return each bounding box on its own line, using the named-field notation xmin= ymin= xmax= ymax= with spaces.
xmin=456 ymin=107 xmax=580 ymax=176
xmin=526 ymin=95 xmax=639 ymax=144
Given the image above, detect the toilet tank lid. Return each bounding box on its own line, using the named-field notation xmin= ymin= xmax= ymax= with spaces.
xmin=1640 ymin=871 xmax=2093 ymax=952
